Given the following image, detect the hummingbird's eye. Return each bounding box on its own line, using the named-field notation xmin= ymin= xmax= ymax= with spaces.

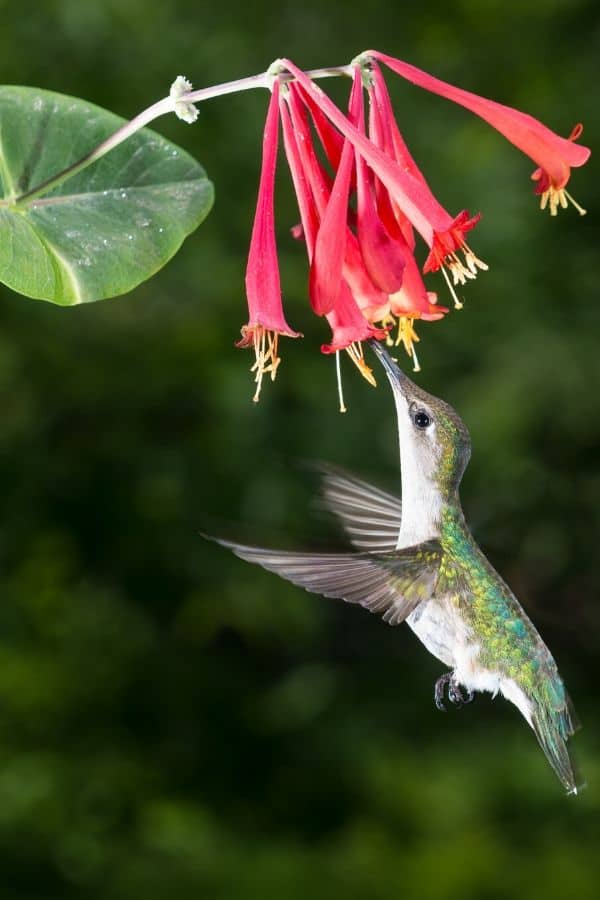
xmin=413 ymin=409 xmax=432 ymax=429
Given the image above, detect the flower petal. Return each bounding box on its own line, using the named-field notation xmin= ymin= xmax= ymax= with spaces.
xmin=309 ymin=137 xmax=354 ymax=315
xmin=367 ymin=80 xmax=415 ymax=249
xmin=353 ymin=67 xmax=405 ymax=294
xmin=390 ymin=250 xmax=447 ymax=321
xmin=343 ymin=231 xmax=390 ymax=322
xmin=370 ymin=64 xmax=430 ymax=189
xmin=423 ymin=209 xmax=480 ymax=273
xmin=280 ymin=91 xmax=320 ymax=257
xmin=244 ymin=80 xmax=300 ymax=338
xmin=282 ymin=58 xmax=453 ymax=244
xmin=371 ymin=51 xmax=591 ymax=190
xmin=308 ymin=71 xmax=362 ymax=316
xmin=295 ymin=83 xmax=344 ymax=173
xmin=322 ymin=281 xmax=387 ymax=353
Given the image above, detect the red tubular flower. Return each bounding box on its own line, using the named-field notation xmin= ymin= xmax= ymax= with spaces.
xmin=281 ymin=59 xmax=449 ymax=241
xmin=280 ymin=59 xmax=486 ymax=309
xmin=321 ymin=281 xmax=386 ymax=358
xmin=390 ymin=250 xmax=446 ymax=324
xmin=382 ymin=233 xmax=448 ymax=372
xmin=279 ymin=94 xmax=320 ymax=257
xmin=285 ymin=83 xmax=380 ymax=340
xmin=370 ymin=50 xmax=591 ymax=216
xmin=284 ymin=88 xmax=330 ymax=250
xmin=308 ymin=84 xmax=356 ymax=316
xmin=353 ymin=66 xmax=406 ymax=295
xmin=283 ymin=65 xmax=447 ymax=377
xmin=240 ymin=79 xmax=301 ymax=401
xmin=343 ymin=232 xmax=389 ymax=323
xmin=295 ymin=84 xmax=344 ymax=174
xmin=281 ymin=79 xmax=387 ymax=387
xmin=367 ymin=80 xmax=415 ymax=250
xmin=366 ymin=61 xmax=488 ymax=308
xmin=234 ymin=54 xmax=589 ymax=403
xmin=368 ymin=62 xmax=427 ymax=249
xmin=322 ymin=280 xmax=388 ymax=392
xmin=421 ymin=209 xmax=486 ymax=310
xmin=370 ymin=63 xmax=430 ymax=190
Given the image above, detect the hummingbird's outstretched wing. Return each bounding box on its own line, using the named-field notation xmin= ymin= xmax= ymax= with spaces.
xmin=316 ymin=464 xmax=402 ymax=551
xmin=206 ymin=536 xmax=441 ymax=626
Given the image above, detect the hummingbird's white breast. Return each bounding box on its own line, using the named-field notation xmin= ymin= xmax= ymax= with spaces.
xmin=406 ymin=595 xmax=534 ymax=726
xmin=405 ymin=593 xmax=469 ymax=669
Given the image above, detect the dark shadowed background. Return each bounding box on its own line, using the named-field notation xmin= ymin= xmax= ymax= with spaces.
xmin=0 ymin=1 xmax=599 ymax=897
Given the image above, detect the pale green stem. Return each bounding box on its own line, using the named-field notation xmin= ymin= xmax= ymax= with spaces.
xmin=12 ymin=65 xmax=352 ymax=208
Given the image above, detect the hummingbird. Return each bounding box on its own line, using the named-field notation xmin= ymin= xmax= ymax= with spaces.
xmin=206 ymin=341 xmax=580 ymax=794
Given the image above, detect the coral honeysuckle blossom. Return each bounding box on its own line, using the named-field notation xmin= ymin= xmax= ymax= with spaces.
xmin=280 ymin=76 xmax=387 ymax=392
xmin=237 ymin=52 xmax=589 ymax=404
xmin=239 ymin=79 xmax=301 ymax=402
xmin=366 ymin=51 xmax=591 ymax=216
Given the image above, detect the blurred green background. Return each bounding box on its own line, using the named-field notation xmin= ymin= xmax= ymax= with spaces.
xmin=0 ymin=1 xmax=599 ymax=897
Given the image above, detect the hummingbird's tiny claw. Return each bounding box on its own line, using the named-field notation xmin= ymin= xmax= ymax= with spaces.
xmin=434 ymin=672 xmax=452 ymax=711
xmin=434 ymin=672 xmax=474 ymax=711
xmin=448 ymin=681 xmax=465 ymax=706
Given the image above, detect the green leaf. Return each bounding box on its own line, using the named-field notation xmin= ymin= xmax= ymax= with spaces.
xmin=0 ymin=86 xmax=214 ymax=304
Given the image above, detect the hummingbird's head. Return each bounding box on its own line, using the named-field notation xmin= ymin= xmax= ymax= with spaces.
xmin=370 ymin=341 xmax=471 ymax=495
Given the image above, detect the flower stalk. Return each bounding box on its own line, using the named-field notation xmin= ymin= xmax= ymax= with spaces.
xmin=11 ymin=66 xmax=353 ymax=208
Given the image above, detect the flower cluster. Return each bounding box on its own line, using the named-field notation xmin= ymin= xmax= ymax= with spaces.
xmin=239 ymin=51 xmax=590 ymax=402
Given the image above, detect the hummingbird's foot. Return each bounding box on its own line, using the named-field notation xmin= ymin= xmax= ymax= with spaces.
xmin=434 ymin=672 xmax=452 ymax=711
xmin=434 ymin=673 xmax=474 ymax=711
xmin=448 ymin=681 xmax=475 ymax=706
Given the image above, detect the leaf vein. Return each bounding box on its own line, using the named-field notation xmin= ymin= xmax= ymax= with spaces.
xmin=25 ymin=179 xmax=209 ymax=209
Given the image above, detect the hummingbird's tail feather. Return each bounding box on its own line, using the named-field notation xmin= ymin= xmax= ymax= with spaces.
xmin=204 ymin=536 xmax=442 ymax=626
xmin=530 ymin=700 xmax=582 ymax=795
xmin=315 ymin=463 xmax=402 ymax=551
xmin=565 ymin=693 xmax=582 ymax=735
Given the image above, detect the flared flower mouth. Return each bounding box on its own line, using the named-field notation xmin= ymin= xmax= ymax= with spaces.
xmin=423 ymin=211 xmax=488 ymax=309
xmin=530 ymin=126 xmax=588 ymax=216
xmin=236 ymin=325 xmax=283 ymax=402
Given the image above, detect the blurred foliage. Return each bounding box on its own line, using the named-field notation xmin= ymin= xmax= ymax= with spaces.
xmin=0 ymin=1 xmax=599 ymax=898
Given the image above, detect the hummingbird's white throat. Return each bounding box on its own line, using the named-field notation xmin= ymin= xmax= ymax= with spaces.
xmin=391 ymin=390 xmax=444 ymax=548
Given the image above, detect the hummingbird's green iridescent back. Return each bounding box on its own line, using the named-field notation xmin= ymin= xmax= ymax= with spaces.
xmin=437 ymin=504 xmax=578 ymax=791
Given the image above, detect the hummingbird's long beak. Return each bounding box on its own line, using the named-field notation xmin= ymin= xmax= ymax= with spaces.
xmin=368 ymin=339 xmax=412 ymax=396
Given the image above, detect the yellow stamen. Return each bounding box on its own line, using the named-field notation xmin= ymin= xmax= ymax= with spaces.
xmin=440 ymin=265 xmax=464 ymax=310
xmin=447 ymin=252 xmax=477 ymax=286
xmin=539 ymin=185 xmax=586 ymax=217
xmin=395 ymin=316 xmax=421 ymax=373
xmin=335 ymin=351 xmax=347 ymax=413
xmin=435 ymin=240 xmax=488 ymax=306
xmin=444 ymin=245 xmax=487 ymax=286
xmin=380 ymin=313 xmax=397 ymax=347
xmin=462 ymin=242 xmax=489 ymax=276
xmin=345 ymin=342 xmax=377 ymax=387
xmin=249 ymin=327 xmax=281 ymax=402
